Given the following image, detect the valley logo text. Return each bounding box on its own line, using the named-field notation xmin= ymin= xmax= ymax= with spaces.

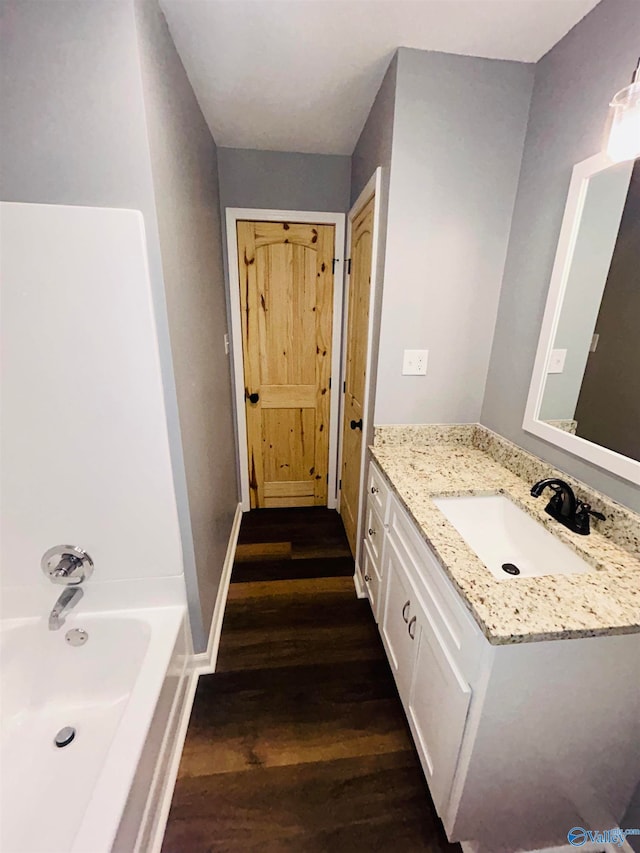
xmin=568 ymin=826 xmax=640 ymax=847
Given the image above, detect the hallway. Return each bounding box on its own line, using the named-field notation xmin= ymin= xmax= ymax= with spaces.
xmin=162 ymin=507 xmax=461 ymax=852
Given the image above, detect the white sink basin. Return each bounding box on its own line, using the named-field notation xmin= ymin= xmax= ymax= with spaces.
xmin=432 ymin=494 xmax=591 ymax=581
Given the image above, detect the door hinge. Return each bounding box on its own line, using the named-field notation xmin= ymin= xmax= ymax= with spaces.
xmin=332 ymin=258 xmax=338 ymax=274
xmin=343 ymin=380 xmax=346 ymax=393
xmin=329 ymin=377 xmax=332 ymax=389
xmin=346 ymin=258 xmax=352 ymax=275
xmin=326 ymin=474 xmax=329 ymax=484
xmin=339 ymin=479 xmax=342 ymax=490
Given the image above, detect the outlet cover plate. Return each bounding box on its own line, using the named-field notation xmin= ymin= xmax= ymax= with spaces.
xmin=402 ymin=349 xmax=428 ymax=376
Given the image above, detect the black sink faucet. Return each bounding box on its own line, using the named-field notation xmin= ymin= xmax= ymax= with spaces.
xmin=530 ymin=478 xmax=605 ymax=535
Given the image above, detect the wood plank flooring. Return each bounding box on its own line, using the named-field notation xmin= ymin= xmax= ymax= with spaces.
xmin=162 ymin=507 xmax=461 ymax=852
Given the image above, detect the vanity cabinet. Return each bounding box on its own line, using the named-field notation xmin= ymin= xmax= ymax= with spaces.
xmin=361 ymin=459 xmax=640 ymax=852
xmin=380 ymin=484 xmax=482 ymax=814
xmin=381 ymin=532 xmax=473 ymax=813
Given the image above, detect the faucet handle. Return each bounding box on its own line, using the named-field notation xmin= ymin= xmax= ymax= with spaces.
xmin=577 ymin=502 xmax=606 ymax=520
xmin=41 ymin=545 xmax=94 ymax=585
xmin=574 ymin=503 xmax=606 ymax=535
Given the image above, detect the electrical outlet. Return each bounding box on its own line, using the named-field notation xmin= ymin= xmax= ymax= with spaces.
xmin=548 ymin=348 xmax=567 ymax=374
xmin=402 ymin=349 xmax=428 ymax=376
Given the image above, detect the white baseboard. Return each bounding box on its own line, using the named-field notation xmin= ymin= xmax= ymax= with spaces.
xmin=353 ymin=566 xmax=366 ymax=598
xmin=146 ymin=671 xmax=199 ymax=853
xmin=191 ymin=502 xmax=243 ymax=674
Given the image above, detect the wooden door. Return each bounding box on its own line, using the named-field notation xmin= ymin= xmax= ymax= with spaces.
xmin=237 ymin=220 xmax=335 ymax=509
xmin=340 ymin=196 xmax=374 ymax=554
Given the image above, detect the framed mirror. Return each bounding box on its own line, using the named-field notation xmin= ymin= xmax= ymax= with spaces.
xmin=524 ymin=152 xmax=640 ymax=486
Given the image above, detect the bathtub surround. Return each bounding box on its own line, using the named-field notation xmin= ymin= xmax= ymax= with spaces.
xmin=0 ymin=204 xmax=185 ymax=613
xmin=370 ymin=423 xmax=640 ymax=644
xmin=481 ymin=0 xmax=640 ymax=512
xmin=0 ymin=0 xmax=240 ymax=650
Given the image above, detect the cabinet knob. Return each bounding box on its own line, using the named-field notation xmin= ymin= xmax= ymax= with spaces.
xmin=368 ymin=527 xmax=376 ymax=537
xmin=364 ymin=574 xmax=371 ymax=582
xmin=402 ymin=601 xmax=410 ymax=623
xmin=408 ymin=616 xmax=417 ymax=640
xmin=371 ymin=486 xmax=379 ymax=494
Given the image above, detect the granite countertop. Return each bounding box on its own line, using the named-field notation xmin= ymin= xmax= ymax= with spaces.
xmin=370 ymin=434 xmax=640 ymax=644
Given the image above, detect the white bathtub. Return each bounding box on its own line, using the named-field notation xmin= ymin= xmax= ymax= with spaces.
xmin=0 ymin=605 xmax=187 ymax=853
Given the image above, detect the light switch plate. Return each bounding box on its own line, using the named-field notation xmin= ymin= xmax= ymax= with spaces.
xmin=548 ymin=348 xmax=567 ymax=374
xmin=402 ymin=349 xmax=428 ymax=376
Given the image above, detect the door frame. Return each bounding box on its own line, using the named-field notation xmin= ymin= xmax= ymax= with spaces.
xmin=226 ymin=207 xmax=346 ymax=511
xmin=336 ymin=167 xmax=383 ymax=569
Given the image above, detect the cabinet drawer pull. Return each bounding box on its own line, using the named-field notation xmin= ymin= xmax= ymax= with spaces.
xmin=402 ymin=601 xmax=410 ymax=623
xmin=364 ymin=574 xmax=371 ymax=582
xmin=368 ymin=527 xmax=376 ymax=537
xmin=408 ymin=616 xmax=417 ymax=639
xmin=371 ymin=485 xmax=379 ymax=494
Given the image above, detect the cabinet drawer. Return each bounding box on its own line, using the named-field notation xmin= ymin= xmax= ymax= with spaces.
xmin=387 ymin=494 xmax=483 ymax=683
xmin=362 ymin=539 xmax=381 ymax=621
xmin=364 ymin=498 xmax=385 ymax=568
xmin=367 ymin=461 xmax=390 ymax=519
xmin=380 ymin=537 xmax=421 ymax=706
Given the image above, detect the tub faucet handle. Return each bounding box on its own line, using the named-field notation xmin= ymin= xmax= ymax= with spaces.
xmin=42 ymin=545 xmax=94 ymax=585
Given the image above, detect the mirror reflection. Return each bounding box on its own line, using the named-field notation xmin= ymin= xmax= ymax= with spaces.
xmin=539 ymin=157 xmax=640 ymax=462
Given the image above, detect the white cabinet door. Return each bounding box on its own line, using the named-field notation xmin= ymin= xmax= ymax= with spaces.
xmin=408 ymin=614 xmax=472 ymax=815
xmin=381 ymin=538 xmax=420 ymax=705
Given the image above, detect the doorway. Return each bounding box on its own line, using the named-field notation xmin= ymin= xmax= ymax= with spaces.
xmin=227 ymin=209 xmax=346 ymax=512
xmin=337 ymin=170 xmax=381 ymax=559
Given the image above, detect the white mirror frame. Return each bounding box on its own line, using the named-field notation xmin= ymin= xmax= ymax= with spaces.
xmin=523 ymin=151 xmax=640 ymax=486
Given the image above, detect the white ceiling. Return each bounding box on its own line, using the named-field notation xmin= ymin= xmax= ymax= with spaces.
xmin=160 ymin=0 xmax=601 ymax=156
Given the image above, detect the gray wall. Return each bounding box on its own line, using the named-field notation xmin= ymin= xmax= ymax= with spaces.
xmin=0 ymin=0 xmax=235 ymax=649
xmin=134 ymin=0 xmax=238 ymax=651
xmin=350 ymin=53 xmax=397 ymax=207
xmin=218 ymin=148 xmax=351 ymax=213
xmin=374 ymin=48 xmax=534 ymax=424
xmin=481 ymin=0 xmax=640 ymax=511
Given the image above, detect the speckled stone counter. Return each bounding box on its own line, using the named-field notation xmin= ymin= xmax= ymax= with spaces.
xmin=370 ymin=425 xmax=640 ymax=644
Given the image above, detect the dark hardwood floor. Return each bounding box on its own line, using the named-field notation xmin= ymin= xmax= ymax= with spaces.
xmin=162 ymin=507 xmax=461 ymax=853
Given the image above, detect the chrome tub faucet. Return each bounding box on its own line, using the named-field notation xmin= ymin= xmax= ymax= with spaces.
xmin=49 ymin=586 xmax=84 ymax=630
xmin=41 ymin=545 xmax=94 ymax=631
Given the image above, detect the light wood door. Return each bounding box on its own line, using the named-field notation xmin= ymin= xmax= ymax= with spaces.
xmin=340 ymin=196 xmax=374 ymax=554
xmin=237 ymin=220 xmax=335 ymax=509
